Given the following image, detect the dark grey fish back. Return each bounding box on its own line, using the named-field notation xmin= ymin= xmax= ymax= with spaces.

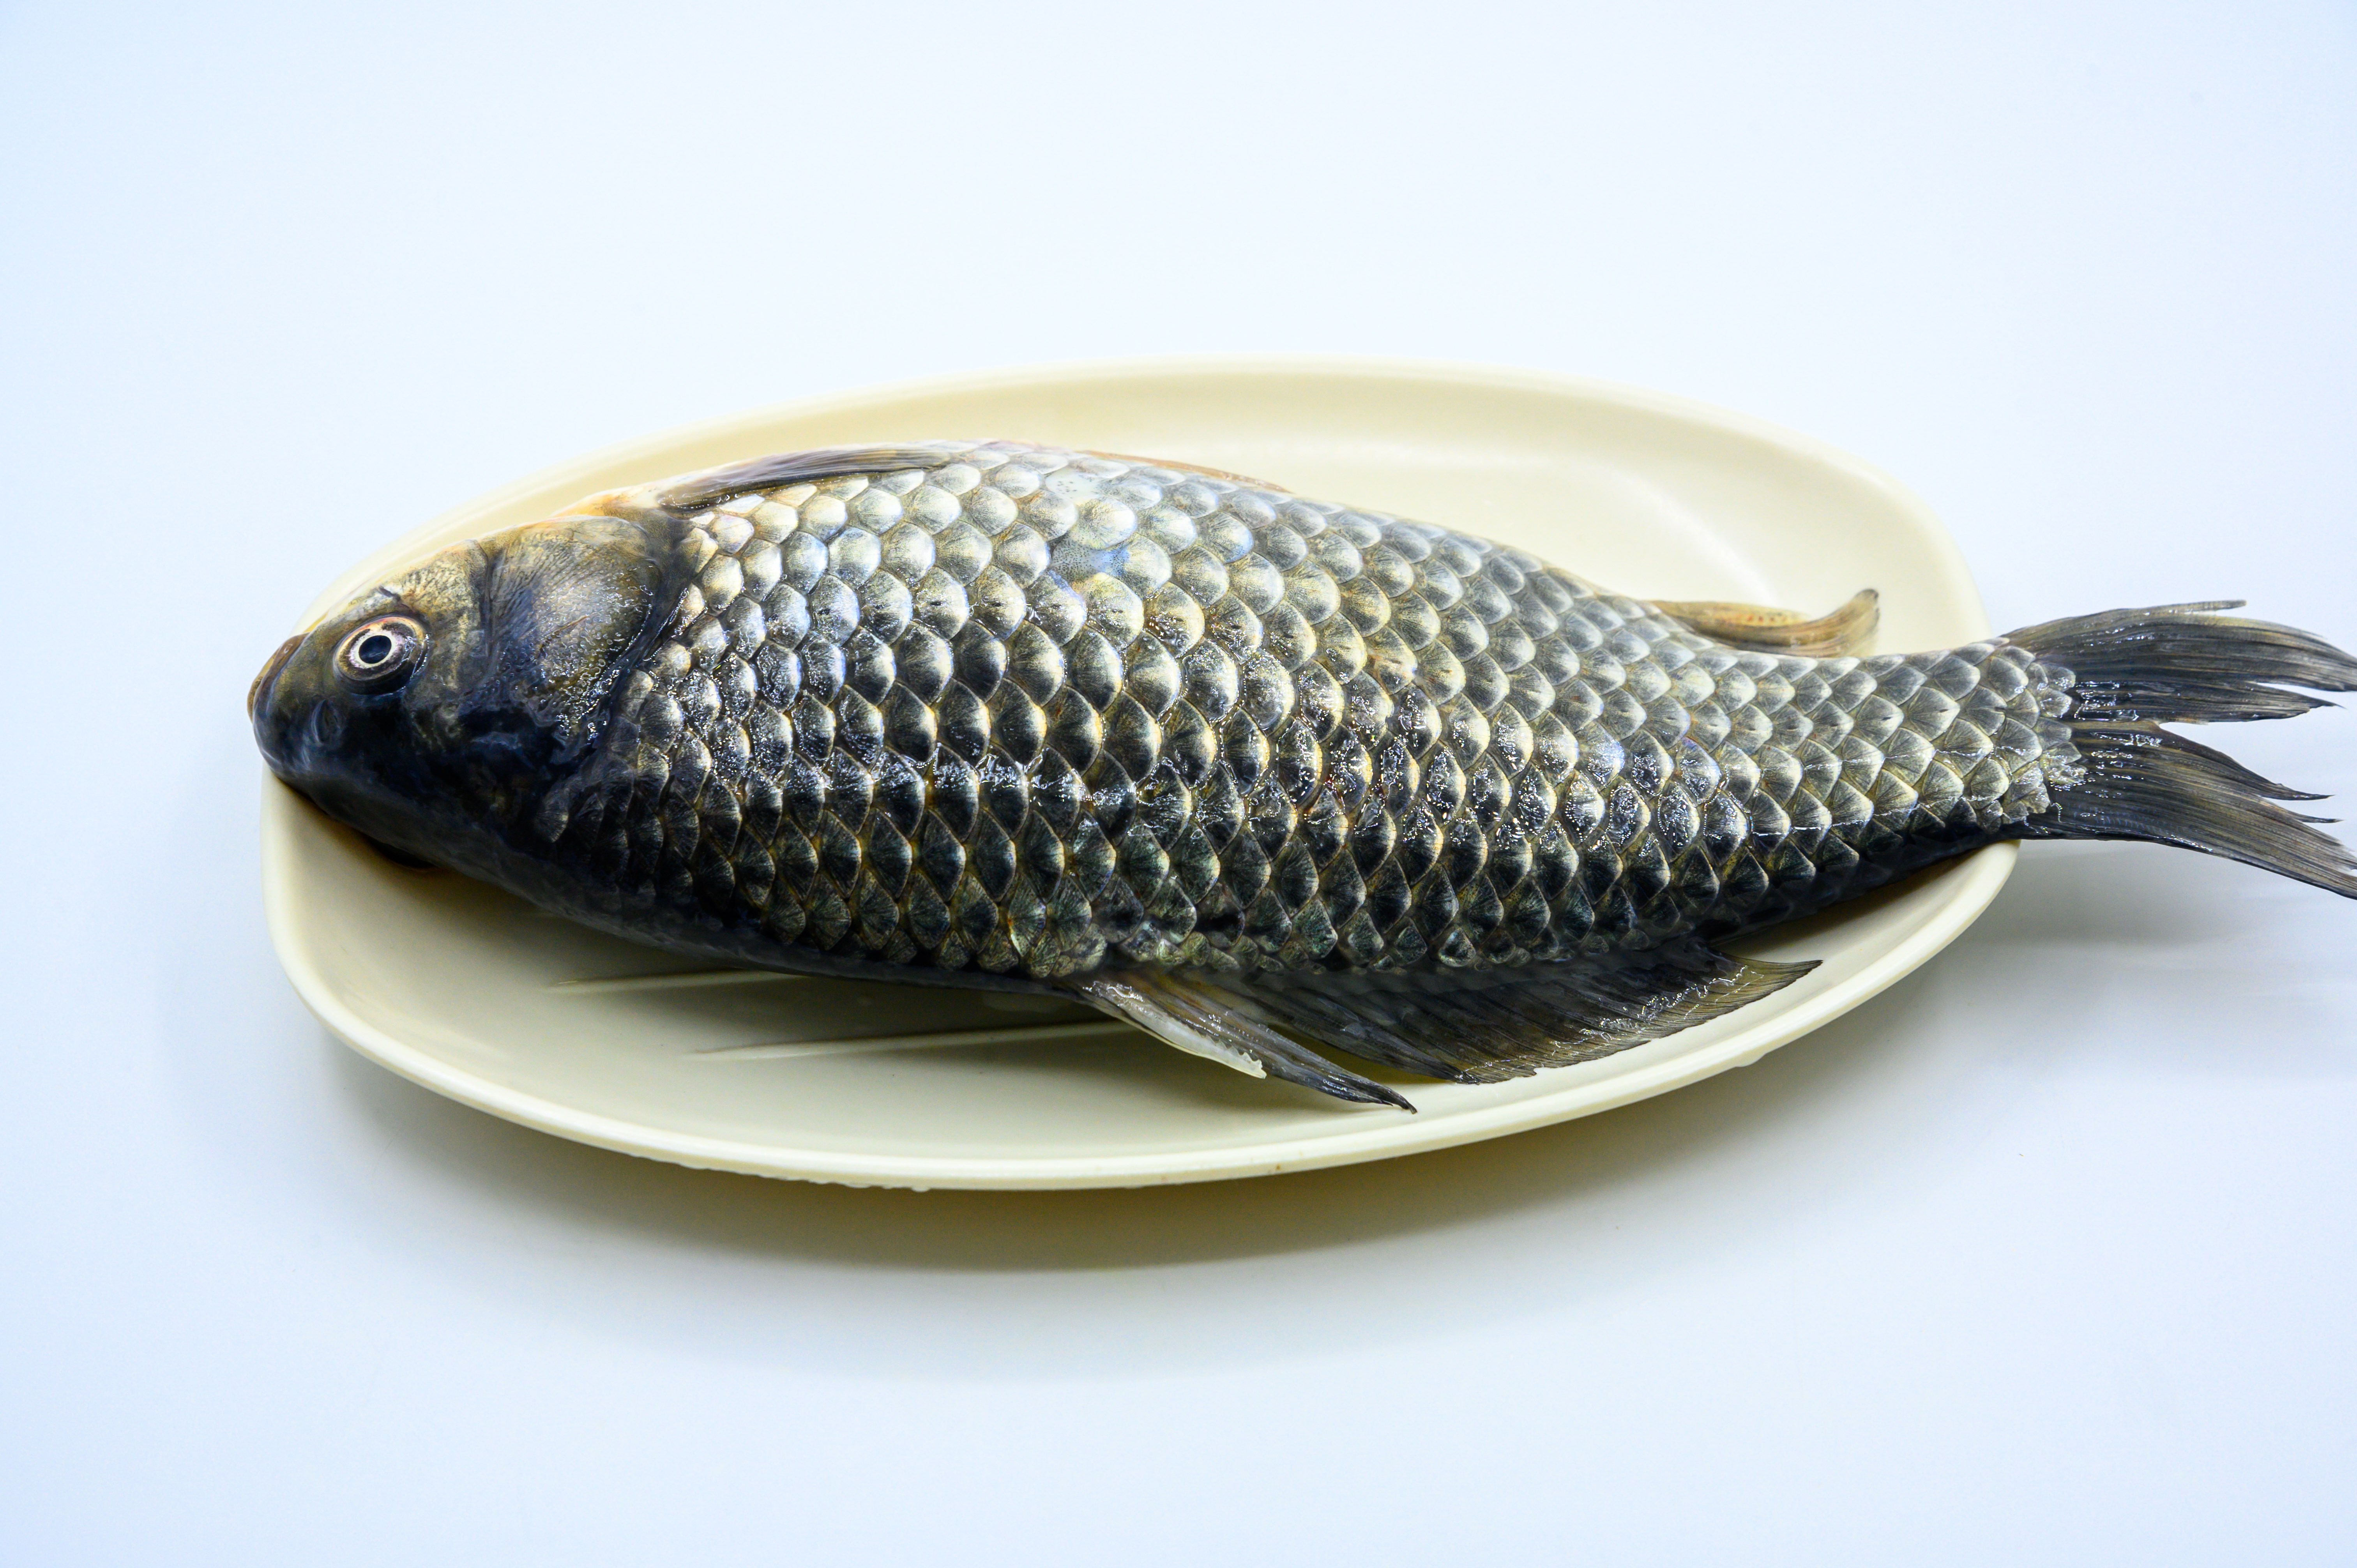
xmin=541 ymin=442 xmax=2078 ymax=980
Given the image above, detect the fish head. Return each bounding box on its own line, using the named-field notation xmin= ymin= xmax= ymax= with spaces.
xmin=249 ymin=514 xmax=673 ymax=865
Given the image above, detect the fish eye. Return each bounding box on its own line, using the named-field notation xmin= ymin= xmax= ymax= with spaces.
xmin=334 ymin=614 xmax=428 ymax=694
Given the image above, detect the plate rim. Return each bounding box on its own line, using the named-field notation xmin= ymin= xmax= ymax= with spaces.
xmin=260 ymin=355 xmax=2015 ymax=1189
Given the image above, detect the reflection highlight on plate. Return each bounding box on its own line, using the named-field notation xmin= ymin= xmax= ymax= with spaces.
xmin=694 ymin=1020 xmax=1134 ymax=1062
xmin=546 ymin=964 xmax=1134 ymax=1062
xmin=547 ymin=968 xmax=814 ymax=994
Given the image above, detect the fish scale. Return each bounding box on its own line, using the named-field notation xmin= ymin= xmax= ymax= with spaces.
xmin=545 ymin=441 xmax=2079 ymax=981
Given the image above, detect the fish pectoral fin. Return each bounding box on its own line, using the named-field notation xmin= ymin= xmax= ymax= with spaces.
xmin=1221 ymin=942 xmax=1822 ymax=1085
xmin=1066 ymin=971 xmax=1415 ymax=1111
xmin=1654 ymin=589 xmax=1880 ymax=657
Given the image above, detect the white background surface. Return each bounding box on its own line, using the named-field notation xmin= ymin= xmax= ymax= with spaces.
xmin=4 ymin=3 xmax=2354 ymax=1562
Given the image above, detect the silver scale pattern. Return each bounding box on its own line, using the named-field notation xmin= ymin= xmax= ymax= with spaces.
xmin=557 ymin=443 xmax=2081 ymax=981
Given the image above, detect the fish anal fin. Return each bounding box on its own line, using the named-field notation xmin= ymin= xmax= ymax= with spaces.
xmin=1067 ymin=971 xmax=1414 ymax=1110
xmin=1655 ymin=589 xmax=1880 ymax=657
xmin=1224 ymin=943 xmax=1820 ymax=1086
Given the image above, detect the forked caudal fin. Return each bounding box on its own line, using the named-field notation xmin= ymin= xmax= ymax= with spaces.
xmin=2008 ymin=602 xmax=2357 ymax=896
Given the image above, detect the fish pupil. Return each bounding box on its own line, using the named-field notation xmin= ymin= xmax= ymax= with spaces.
xmin=356 ymin=633 xmax=394 ymax=666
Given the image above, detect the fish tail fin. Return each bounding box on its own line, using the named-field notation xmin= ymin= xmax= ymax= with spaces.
xmin=2007 ymin=602 xmax=2357 ymax=896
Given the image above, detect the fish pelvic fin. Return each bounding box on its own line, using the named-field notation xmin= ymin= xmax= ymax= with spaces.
xmin=1067 ymin=971 xmax=1417 ymax=1110
xmin=1653 ymin=588 xmax=1880 ymax=657
xmin=1216 ymin=945 xmax=1820 ymax=1086
xmin=2008 ymin=602 xmax=2357 ymax=897
xmin=1069 ymin=946 xmax=1819 ymax=1105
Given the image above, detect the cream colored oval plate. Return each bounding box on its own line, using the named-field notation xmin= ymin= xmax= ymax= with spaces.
xmin=261 ymin=357 xmax=2013 ymax=1189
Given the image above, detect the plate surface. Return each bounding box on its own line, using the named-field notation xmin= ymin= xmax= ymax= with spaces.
xmin=261 ymin=357 xmax=2014 ymax=1188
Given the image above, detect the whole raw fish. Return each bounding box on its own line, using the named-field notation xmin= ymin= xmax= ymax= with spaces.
xmin=249 ymin=442 xmax=2357 ymax=1107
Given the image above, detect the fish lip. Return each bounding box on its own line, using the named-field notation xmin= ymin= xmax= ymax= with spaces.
xmin=249 ymin=634 xmax=302 ymax=720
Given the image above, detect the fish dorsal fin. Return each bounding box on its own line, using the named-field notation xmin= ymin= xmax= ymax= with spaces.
xmin=563 ymin=443 xmax=1286 ymax=521
xmin=1654 ymin=589 xmax=1880 ymax=657
xmin=1081 ymin=450 xmax=1292 ymax=493
xmin=655 ymin=445 xmax=967 ymax=513
xmin=1068 ymin=941 xmax=1818 ymax=1107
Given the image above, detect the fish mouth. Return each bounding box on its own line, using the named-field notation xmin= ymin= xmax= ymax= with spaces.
xmin=248 ymin=634 xmax=302 ymax=719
